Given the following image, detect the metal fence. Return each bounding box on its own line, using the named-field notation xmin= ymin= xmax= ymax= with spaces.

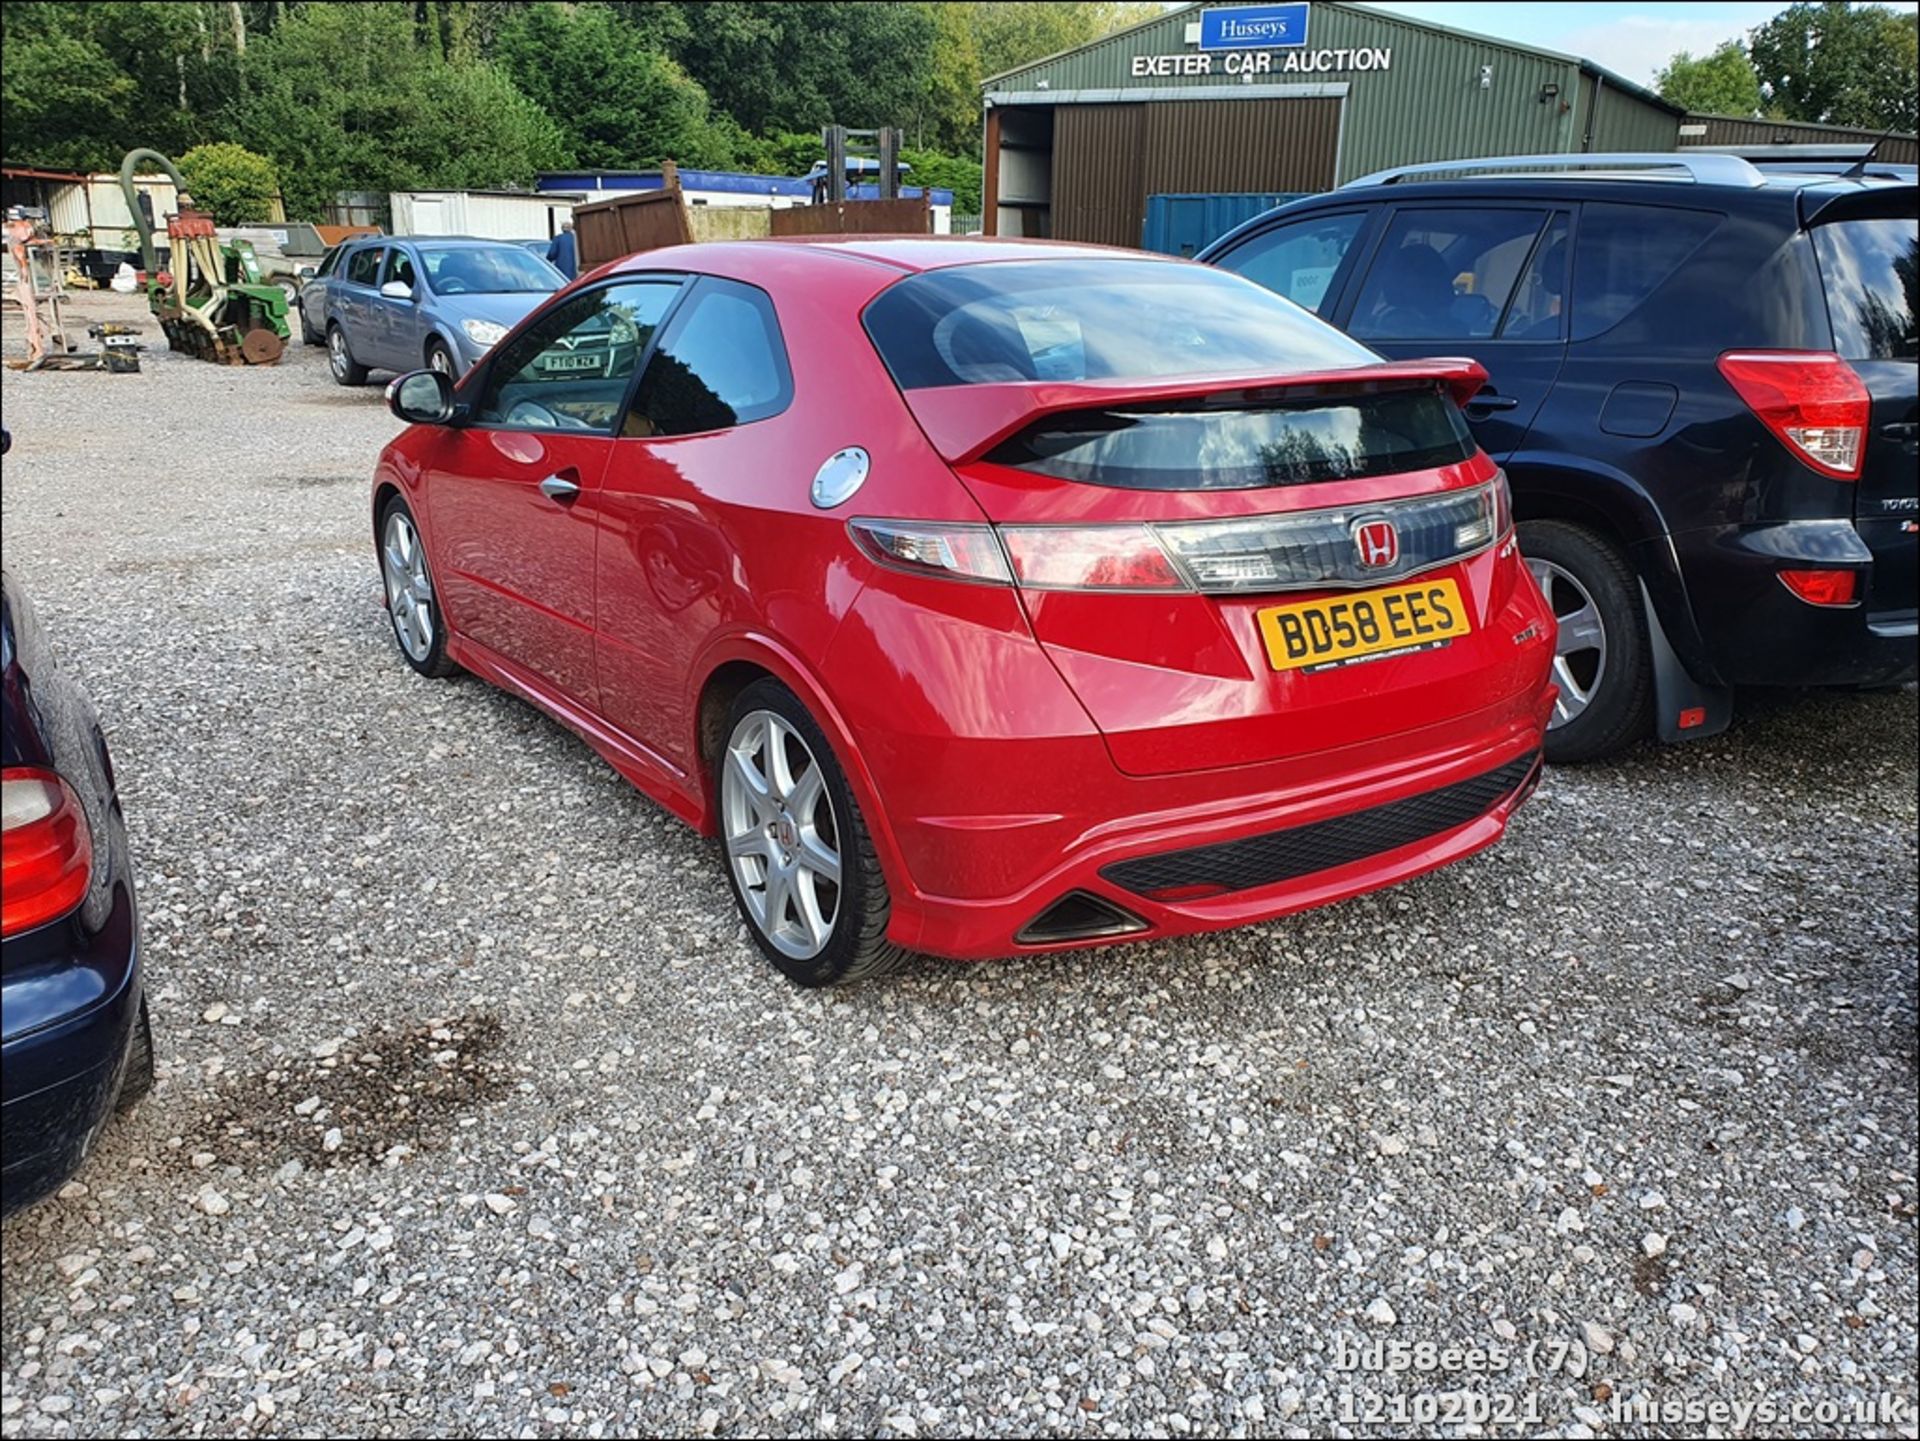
xmin=950 ymin=213 xmax=983 ymax=235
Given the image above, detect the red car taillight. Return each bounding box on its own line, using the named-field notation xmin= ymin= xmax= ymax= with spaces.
xmin=1777 ymin=568 xmax=1859 ymax=607
xmin=1000 ymin=525 xmax=1186 ymax=591
xmin=851 ymin=519 xmax=1190 ymax=592
xmin=850 ymin=477 xmax=1512 ymax=595
xmin=847 ymin=520 xmax=1014 ymax=585
xmin=2 ymin=767 xmax=94 ymax=937
xmin=1717 ymin=350 xmax=1869 ymax=480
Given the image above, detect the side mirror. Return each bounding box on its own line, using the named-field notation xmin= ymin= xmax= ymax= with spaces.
xmin=380 ymin=279 xmax=415 ymax=300
xmin=295 ymin=264 xmax=317 ymax=280
xmin=386 ymin=370 xmax=457 ymax=426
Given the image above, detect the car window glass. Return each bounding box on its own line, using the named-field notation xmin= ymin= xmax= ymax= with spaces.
xmin=1214 ymin=212 xmax=1366 ymax=314
xmin=1498 ymin=213 xmax=1571 ymax=341
xmin=473 ymin=280 xmax=681 ymax=433
xmin=1571 ymin=203 xmax=1722 ymax=341
xmin=344 ymin=246 xmax=384 ymax=287
xmin=629 ymin=279 xmax=792 ymax=437
xmin=315 ymin=246 xmax=343 ymax=279
xmin=420 ymin=245 xmax=560 ymax=295
xmin=1812 ymin=218 xmax=1919 ymax=360
xmin=865 ymin=259 xmax=1374 ymax=390
xmin=1349 ymin=209 xmax=1549 ymax=340
xmin=386 ymin=249 xmax=416 ymax=291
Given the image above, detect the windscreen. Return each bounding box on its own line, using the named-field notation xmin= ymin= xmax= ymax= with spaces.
xmin=864 ymin=258 xmax=1378 ymax=390
xmin=1813 ymin=217 xmax=1919 ymax=360
xmin=421 ymin=246 xmax=562 ymax=295
xmin=982 ymin=386 xmax=1477 ymax=490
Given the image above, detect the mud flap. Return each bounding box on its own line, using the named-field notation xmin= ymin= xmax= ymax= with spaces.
xmin=1641 ymin=580 xmax=1733 ymax=742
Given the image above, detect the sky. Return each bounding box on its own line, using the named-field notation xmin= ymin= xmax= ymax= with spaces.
xmin=1355 ymin=2 xmax=1919 ymax=86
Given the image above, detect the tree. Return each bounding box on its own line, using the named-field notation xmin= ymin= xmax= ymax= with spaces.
xmin=494 ymin=3 xmax=730 ymax=170
xmin=234 ymin=2 xmax=566 ymax=217
xmin=970 ymin=1 xmax=1163 ymax=82
xmin=1748 ymin=1 xmax=1918 ymax=131
xmin=179 ymin=141 xmax=280 ymax=222
xmin=1655 ymin=40 xmax=1762 ymax=116
xmin=901 ymin=148 xmax=985 ymax=210
xmin=0 ymin=1 xmax=230 ymax=171
xmin=668 ymin=3 xmax=940 ymax=140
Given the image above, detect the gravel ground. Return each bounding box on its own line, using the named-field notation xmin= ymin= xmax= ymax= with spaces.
xmin=1 ymin=292 xmax=1915 ymax=1439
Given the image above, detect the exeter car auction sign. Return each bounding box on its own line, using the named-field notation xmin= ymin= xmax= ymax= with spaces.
xmin=1129 ymin=3 xmax=1394 ymax=78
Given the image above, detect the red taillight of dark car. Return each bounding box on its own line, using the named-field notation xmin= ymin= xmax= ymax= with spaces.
xmin=1777 ymin=568 xmax=1860 ymax=607
xmin=1 ymin=767 xmax=94 ymax=937
xmin=1717 ymin=350 xmax=1870 ymax=480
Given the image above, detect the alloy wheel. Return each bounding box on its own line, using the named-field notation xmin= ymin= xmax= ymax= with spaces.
xmin=1527 ymin=557 xmax=1607 ymax=729
xmin=381 ymin=510 xmax=435 ymax=663
xmin=428 ymin=345 xmax=453 ymax=376
xmin=721 ymin=710 xmax=842 ymax=961
xmin=329 ymin=328 xmax=350 ymax=379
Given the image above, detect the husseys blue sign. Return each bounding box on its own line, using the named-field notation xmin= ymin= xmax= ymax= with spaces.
xmin=1198 ymin=3 xmax=1310 ymax=50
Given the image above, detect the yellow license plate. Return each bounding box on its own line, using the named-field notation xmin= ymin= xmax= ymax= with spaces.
xmin=1257 ymin=578 xmax=1471 ymax=673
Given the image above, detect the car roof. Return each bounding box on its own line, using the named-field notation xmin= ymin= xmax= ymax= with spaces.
xmin=610 ymin=235 xmax=1176 ymax=278
xmin=1231 ymin=169 xmax=1912 ymax=217
xmin=348 ymin=235 xmax=529 ymax=249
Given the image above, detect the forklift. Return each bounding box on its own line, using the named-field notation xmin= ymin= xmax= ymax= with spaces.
xmin=119 ymin=148 xmax=290 ymax=365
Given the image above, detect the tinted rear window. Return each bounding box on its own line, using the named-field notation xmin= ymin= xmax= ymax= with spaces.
xmin=983 ymin=386 xmax=1475 ymax=491
xmin=1572 ymin=203 xmax=1721 ymax=340
xmin=1813 ymin=218 xmax=1918 ymax=360
xmin=865 ymin=258 xmax=1377 ymax=391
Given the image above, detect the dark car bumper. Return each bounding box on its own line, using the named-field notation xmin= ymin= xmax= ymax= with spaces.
xmin=1 ymin=881 xmax=143 ymax=1217
xmin=1663 ymin=519 xmax=1919 ymax=689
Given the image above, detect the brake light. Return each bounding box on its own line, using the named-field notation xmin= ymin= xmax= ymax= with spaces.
xmin=848 ymin=520 xmax=1014 ymax=585
xmin=1717 ymin=351 xmax=1869 ymax=479
xmin=1000 ymin=525 xmax=1187 ymax=591
xmin=2 ymin=768 xmax=94 ymax=937
xmin=1777 ymin=568 xmax=1859 ymax=606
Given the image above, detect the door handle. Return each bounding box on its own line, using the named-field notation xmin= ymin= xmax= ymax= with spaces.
xmin=1465 ymin=393 xmax=1520 ymax=415
xmin=1881 ymin=421 xmax=1917 ymax=442
xmin=538 ymin=473 xmax=581 ymax=503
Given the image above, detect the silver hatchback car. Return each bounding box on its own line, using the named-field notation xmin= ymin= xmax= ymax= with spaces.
xmin=299 ymin=236 xmax=565 ymax=384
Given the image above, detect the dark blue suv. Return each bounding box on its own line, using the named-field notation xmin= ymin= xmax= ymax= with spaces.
xmin=3 ymin=430 xmax=153 ymax=1215
xmin=1201 ymin=152 xmax=1917 ymax=762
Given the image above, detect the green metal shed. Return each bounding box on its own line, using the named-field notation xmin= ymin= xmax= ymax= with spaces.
xmin=982 ymin=1 xmax=1684 ymax=246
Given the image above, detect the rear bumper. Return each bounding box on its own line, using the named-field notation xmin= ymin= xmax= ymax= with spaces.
xmin=1668 ymin=519 xmax=1919 ymax=688
xmin=1 ymin=883 xmax=143 ymax=1218
xmin=881 ymin=695 xmax=1550 ymax=960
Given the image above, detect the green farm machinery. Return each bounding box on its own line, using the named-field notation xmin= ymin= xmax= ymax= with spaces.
xmin=120 ymin=149 xmax=290 ymax=365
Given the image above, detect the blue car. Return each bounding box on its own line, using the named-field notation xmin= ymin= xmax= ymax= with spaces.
xmin=298 ymin=236 xmax=566 ymax=384
xmin=2 ymin=432 xmax=153 ymax=1217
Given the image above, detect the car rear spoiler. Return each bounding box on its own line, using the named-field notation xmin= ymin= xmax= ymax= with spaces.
xmin=904 ymin=359 xmax=1490 ymax=464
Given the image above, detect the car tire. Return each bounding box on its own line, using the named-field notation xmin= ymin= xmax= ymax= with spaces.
xmin=717 ymin=680 xmax=908 ymax=987
xmin=1520 ymin=519 xmax=1653 ymax=764
xmin=116 ymin=996 xmax=154 ymax=1109
xmin=425 ymin=337 xmax=458 ymax=380
xmin=328 ymin=323 xmax=367 ymax=386
xmin=378 ymin=495 xmax=458 ymax=678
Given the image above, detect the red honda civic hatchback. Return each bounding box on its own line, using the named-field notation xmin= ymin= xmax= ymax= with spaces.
xmin=373 ymin=238 xmax=1555 ymax=985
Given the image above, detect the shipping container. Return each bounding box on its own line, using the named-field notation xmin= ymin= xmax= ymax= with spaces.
xmin=390 ymin=190 xmax=576 ymax=242
xmin=1141 ymin=192 xmax=1309 ymax=256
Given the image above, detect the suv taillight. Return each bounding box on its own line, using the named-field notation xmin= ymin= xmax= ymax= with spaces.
xmin=2 ymin=768 xmax=94 ymax=937
xmin=1717 ymin=350 xmax=1869 ymax=480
